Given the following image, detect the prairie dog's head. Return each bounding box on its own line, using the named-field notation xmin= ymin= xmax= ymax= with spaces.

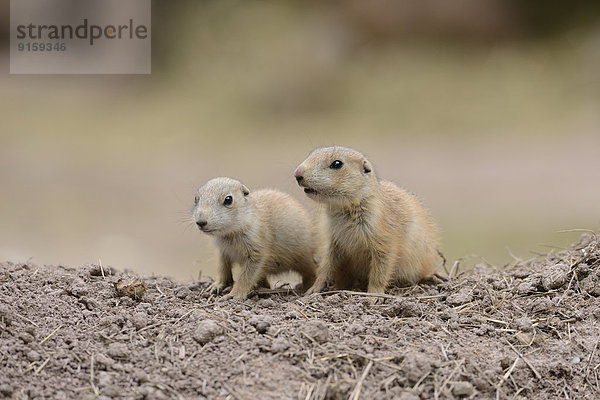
xmin=294 ymin=146 xmax=376 ymax=205
xmin=192 ymin=177 xmax=251 ymax=236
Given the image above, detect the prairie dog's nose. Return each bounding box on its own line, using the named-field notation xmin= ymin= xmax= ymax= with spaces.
xmin=294 ymin=167 xmax=304 ymax=182
xmin=196 ymin=220 xmax=207 ymax=228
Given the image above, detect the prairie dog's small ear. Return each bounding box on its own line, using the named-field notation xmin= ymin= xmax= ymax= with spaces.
xmin=241 ymin=185 xmax=250 ymax=196
xmin=362 ymin=160 xmax=372 ymax=174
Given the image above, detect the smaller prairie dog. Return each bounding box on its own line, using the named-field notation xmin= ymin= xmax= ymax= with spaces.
xmin=294 ymin=146 xmax=440 ymax=294
xmin=193 ymin=177 xmax=317 ymax=298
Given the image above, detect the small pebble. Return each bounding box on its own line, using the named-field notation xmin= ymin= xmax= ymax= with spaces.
xmin=187 ymin=281 xmax=204 ymax=291
xmin=193 ymin=320 xmax=224 ymax=345
xmin=96 ymin=371 xmax=113 ymax=386
xmin=572 ymin=356 xmax=581 ymax=364
xmin=0 ymin=306 xmax=13 ymax=326
xmin=95 ymin=353 xmax=114 ymax=368
xmin=0 ymin=384 xmax=13 ymax=396
xmin=107 ymin=342 xmax=129 ymax=359
xmin=397 ymin=392 xmax=419 ymax=400
xmin=26 ymin=350 xmax=41 ymax=362
xmin=175 ymin=287 xmax=191 ymax=299
xmin=18 ymin=332 xmax=34 ymax=344
xmin=256 ymin=321 xmax=270 ymax=334
xmin=256 ymin=298 xmax=276 ymax=308
xmin=302 ymin=320 xmax=329 ymax=344
xmin=383 ymin=299 xmax=420 ymax=317
xmin=517 ymin=280 xmax=538 ymax=295
xmin=101 ymin=385 xmax=121 ymax=397
xmin=452 ymin=381 xmax=474 ymax=397
xmin=472 ymin=377 xmax=491 ymax=391
xmin=131 ymin=312 xmax=149 ymax=329
xmin=581 ymin=273 xmax=600 ymax=296
xmin=270 ymin=338 xmax=290 ymax=353
xmin=513 ymin=316 xmax=533 ymax=331
xmin=541 ymin=263 xmax=569 ymax=290
xmin=89 ymin=264 xmax=114 ymax=276
xmin=446 ymin=289 xmax=473 ymax=306
xmin=134 ymin=370 xmax=149 ymax=383
xmin=515 ymin=332 xmax=534 ymax=346
xmin=69 ymin=278 xmax=89 ymax=297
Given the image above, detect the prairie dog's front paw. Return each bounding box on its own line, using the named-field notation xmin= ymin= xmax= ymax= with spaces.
xmin=207 ymin=281 xmax=229 ymax=294
xmin=367 ymin=284 xmax=387 ymax=304
xmin=227 ymin=285 xmax=250 ymax=299
xmin=304 ymin=281 xmax=326 ymax=296
xmin=367 ymin=285 xmax=386 ymax=295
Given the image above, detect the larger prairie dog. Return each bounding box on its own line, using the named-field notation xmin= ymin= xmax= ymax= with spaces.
xmin=193 ymin=177 xmax=317 ymax=299
xmin=294 ymin=146 xmax=440 ymax=295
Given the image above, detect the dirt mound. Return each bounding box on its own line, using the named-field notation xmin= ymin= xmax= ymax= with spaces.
xmin=1 ymin=233 xmax=599 ymax=399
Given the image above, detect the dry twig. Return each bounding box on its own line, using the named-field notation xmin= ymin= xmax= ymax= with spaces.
xmin=505 ymin=339 xmax=541 ymax=379
xmin=39 ymin=325 xmax=62 ymax=345
xmin=349 ymin=361 xmax=373 ymax=400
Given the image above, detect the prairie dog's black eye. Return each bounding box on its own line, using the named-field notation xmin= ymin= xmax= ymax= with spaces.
xmin=330 ymin=160 xmax=343 ymax=169
xmin=194 ymin=195 xmax=199 ymax=205
xmin=223 ymin=195 xmax=233 ymax=206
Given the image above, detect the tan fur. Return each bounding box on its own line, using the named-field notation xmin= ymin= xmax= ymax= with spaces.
xmin=294 ymin=146 xmax=440 ymax=294
xmin=193 ymin=177 xmax=317 ymax=298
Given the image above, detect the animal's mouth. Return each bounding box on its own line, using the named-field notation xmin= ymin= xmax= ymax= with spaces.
xmin=298 ymin=181 xmax=326 ymax=197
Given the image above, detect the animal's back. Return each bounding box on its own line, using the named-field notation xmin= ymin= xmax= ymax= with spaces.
xmin=252 ymin=189 xmax=316 ymax=264
xmin=380 ymin=181 xmax=440 ymax=282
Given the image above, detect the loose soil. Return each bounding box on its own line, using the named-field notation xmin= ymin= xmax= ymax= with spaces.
xmin=1 ymin=233 xmax=599 ymax=399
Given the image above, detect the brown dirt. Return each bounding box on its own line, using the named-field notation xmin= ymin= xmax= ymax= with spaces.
xmin=1 ymin=233 xmax=599 ymax=400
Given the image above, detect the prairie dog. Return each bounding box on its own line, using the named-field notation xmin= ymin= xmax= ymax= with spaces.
xmin=193 ymin=177 xmax=317 ymax=298
xmin=294 ymin=146 xmax=440 ymax=294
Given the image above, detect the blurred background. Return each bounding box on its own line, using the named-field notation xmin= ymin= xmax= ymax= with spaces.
xmin=1 ymin=0 xmax=599 ymax=281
